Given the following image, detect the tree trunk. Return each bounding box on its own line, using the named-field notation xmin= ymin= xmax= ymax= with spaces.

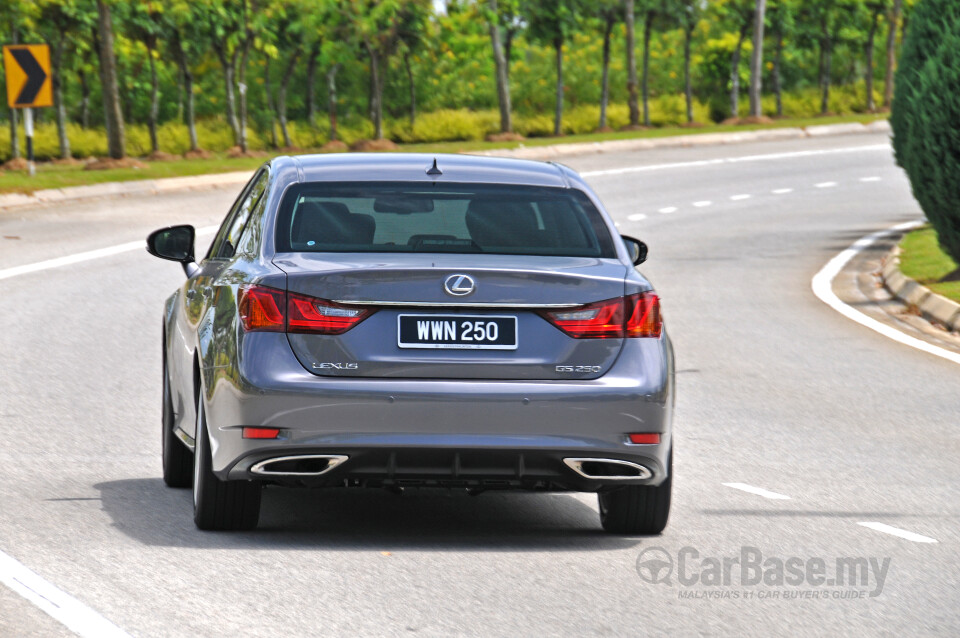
xmin=79 ymin=68 xmax=90 ymax=129
xmin=9 ymin=25 xmax=19 ymax=159
xmin=96 ymin=0 xmax=125 ymax=159
xmin=599 ymin=17 xmax=613 ymax=130
xmin=326 ymin=64 xmax=339 ymax=142
xmin=819 ymin=33 xmax=832 ymax=115
xmin=489 ymin=0 xmax=512 ymax=134
xmin=684 ymin=24 xmax=694 ymax=123
xmin=553 ymin=36 xmax=563 ymax=136
xmin=730 ymin=23 xmax=749 ymax=119
xmin=403 ymin=50 xmax=416 ymax=127
xmin=237 ymin=22 xmax=252 ymax=152
xmin=366 ymin=44 xmax=384 ymax=140
xmin=749 ymin=0 xmax=766 ymax=117
xmin=865 ymin=8 xmax=880 ymax=112
xmin=773 ymin=30 xmax=783 ymax=117
xmin=174 ymin=32 xmax=198 ymax=152
xmin=883 ymin=0 xmax=902 ymax=108
xmin=504 ymin=29 xmax=515 ymax=80
xmin=264 ymin=56 xmax=277 ymax=148
xmin=52 ymin=32 xmax=71 ymax=159
xmin=626 ymin=0 xmax=639 ymax=127
xmin=305 ymin=41 xmax=320 ymax=127
xmin=277 ymin=48 xmax=301 ymax=148
xmin=642 ymin=11 xmax=652 ymax=127
xmin=217 ymin=47 xmax=240 ymax=146
xmin=147 ymin=42 xmax=159 ymax=153
xmin=176 ymin=65 xmax=183 ymax=122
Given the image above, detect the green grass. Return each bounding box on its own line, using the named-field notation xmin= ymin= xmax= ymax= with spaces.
xmin=0 ymin=112 xmax=887 ymax=195
xmin=899 ymin=226 xmax=960 ymax=303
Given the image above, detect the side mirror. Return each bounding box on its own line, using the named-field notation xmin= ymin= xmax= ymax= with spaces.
xmin=147 ymin=225 xmax=199 ymax=276
xmin=621 ymin=235 xmax=648 ymax=266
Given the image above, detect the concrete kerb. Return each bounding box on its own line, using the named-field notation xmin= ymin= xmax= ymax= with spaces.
xmin=0 ymin=120 xmax=890 ymax=212
xmin=882 ymin=246 xmax=960 ymax=332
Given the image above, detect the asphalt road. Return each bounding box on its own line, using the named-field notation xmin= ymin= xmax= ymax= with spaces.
xmin=2 ymin=131 xmax=958 ymax=637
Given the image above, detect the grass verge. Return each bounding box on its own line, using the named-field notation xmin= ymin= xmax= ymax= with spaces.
xmin=0 ymin=112 xmax=887 ymax=196
xmin=899 ymin=225 xmax=960 ymax=303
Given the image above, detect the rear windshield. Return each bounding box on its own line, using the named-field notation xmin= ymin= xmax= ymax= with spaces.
xmin=274 ymin=182 xmax=616 ymax=258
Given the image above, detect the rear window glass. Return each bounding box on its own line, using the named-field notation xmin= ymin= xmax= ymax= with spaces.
xmin=274 ymin=182 xmax=615 ymax=258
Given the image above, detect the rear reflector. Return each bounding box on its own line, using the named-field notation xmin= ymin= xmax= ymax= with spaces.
xmin=242 ymin=427 xmax=280 ymax=439
xmin=541 ymin=292 xmax=661 ymax=339
xmin=237 ymin=284 xmax=373 ymax=335
xmin=628 ymin=433 xmax=661 ymax=444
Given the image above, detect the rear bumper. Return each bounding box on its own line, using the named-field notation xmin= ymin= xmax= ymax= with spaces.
xmin=205 ymin=332 xmax=675 ymax=488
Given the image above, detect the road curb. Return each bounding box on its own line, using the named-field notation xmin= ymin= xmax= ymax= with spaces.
xmin=0 ymin=120 xmax=889 ymax=212
xmin=882 ymin=245 xmax=960 ymax=332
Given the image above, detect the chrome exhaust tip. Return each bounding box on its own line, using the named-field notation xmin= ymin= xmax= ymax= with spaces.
xmin=563 ymin=458 xmax=653 ymax=480
xmin=250 ymin=454 xmax=348 ymax=477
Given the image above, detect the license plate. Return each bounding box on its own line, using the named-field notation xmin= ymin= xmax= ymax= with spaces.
xmin=397 ymin=314 xmax=518 ymax=350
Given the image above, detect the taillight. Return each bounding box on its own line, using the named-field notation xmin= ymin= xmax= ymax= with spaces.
xmin=541 ymin=292 xmax=661 ymax=339
xmin=238 ymin=285 xmax=285 ymax=332
xmin=237 ymin=285 xmax=372 ymax=334
xmin=287 ymin=292 xmax=372 ymax=335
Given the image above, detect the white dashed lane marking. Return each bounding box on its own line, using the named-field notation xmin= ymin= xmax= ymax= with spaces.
xmin=858 ymin=522 xmax=938 ymax=544
xmin=658 ymin=207 xmax=677 ymax=214
xmin=772 ymin=188 xmax=794 ymax=194
xmin=627 ymin=213 xmax=647 ymax=222
xmin=815 ymin=182 xmax=838 ymax=188
xmin=692 ymin=201 xmax=712 ymax=208
xmin=860 ymin=176 xmax=882 ymax=182
xmin=730 ymin=194 xmax=751 ymax=201
xmin=722 ymin=483 xmax=791 ymax=500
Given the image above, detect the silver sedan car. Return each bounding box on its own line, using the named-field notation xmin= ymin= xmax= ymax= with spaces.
xmin=147 ymin=153 xmax=675 ymax=533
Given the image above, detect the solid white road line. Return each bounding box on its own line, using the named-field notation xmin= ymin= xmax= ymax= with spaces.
xmin=0 ymin=226 xmax=218 ymax=282
xmin=627 ymin=213 xmax=647 ymax=221
xmin=658 ymin=207 xmax=678 ymax=214
xmin=580 ymin=144 xmax=890 ymax=178
xmin=772 ymin=188 xmax=794 ymax=194
xmin=815 ymin=182 xmax=838 ymax=188
xmin=692 ymin=201 xmax=712 ymax=208
xmin=811 ymin=219 xmax=960 ymax=366
xmin=730 ymin=194 xmax=751 ymax=201
xmin=722 ymin=483 xmax=791 ymax=500
xmin=858 ymin=522 xmax=939 ymax=544
xmin=860 ymin=176 xmax=882 ymax=182
xmin=0 ymin=550 xmax=131 ymax=638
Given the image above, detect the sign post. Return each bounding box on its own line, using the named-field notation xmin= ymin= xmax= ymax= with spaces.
xmin=3 ymin=44 xmax=53 ymax=177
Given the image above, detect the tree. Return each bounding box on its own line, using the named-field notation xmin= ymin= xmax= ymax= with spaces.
xmin=677 ymin=0 xmax=703 ymax=124
xmin=719 ymin=0 xmax=753 ymax=119
xmin=767 ymin=0 xmax=797 ymax=117
xmin=592 ymin=0 xmax=621 ymax=130
xmin=525 ymin=0 xmax=579 ymax=136
xmin=801 ymin=0 xmax=856 ymax=116
xmin=882 ymin=0 xmax=902 ymax=108
xmin=748 ymin=0 xmax=766 ymax=117
xmin=862 ymin=1 xmax=888 ymax=112
xmin=625 ymin=0 xmax=639 ymax=126
xmin=484 ymin=0 xmax=515 ymax=133
xmin=96 ymin=0 xmax=125 ymax=158
xmin=891 ymin=0 xmax=960 ymax=265
xmin=122 ymin=1 xmax=164 ymax=153
xmin=166 ymin=1 xmax=203 ymax=152
xmin=199 ymin=0 xmax=247 ymax=147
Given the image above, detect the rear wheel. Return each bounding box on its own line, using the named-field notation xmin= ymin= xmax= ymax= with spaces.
xmin=192 ymin=395 xmax=261 ymax=530
xmin=162 ymin=359 xmax=193 ymax=488
xmin=598 ymin=450 xmax=672 ymax=535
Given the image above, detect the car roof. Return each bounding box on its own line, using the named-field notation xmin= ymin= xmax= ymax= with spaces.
xmin=269 ymin=153 xmax=574 ymax=189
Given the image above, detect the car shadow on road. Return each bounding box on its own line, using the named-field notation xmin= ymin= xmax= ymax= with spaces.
xmin=94 ymin=478 xmax=646 ymax=552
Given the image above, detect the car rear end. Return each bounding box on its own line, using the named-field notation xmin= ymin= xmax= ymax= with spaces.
xmin=210 ymin=158 xmax=674 ymax=501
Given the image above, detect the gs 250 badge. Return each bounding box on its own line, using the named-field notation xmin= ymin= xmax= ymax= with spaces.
xmin=556 ymin=365 xmax=603 ymax=373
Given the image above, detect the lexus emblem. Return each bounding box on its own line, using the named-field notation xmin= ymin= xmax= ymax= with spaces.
xmin=443 ymin=274 xmax=476 ymax=296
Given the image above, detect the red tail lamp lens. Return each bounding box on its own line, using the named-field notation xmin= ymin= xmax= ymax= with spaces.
xmin=242 ymin=427 xmax=280 ymax=439
xmin=287 ymin=292 xmax=372 ymax=335
xmin=542 ymin=293 xmax=661 ymax=339
xmin=238 ymin=285 xmax=285 ymax=332
xmin=628 ymin=433 xmax=661 ymax=444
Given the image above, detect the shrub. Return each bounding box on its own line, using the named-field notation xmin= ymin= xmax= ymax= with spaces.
xmin=891 ymin=0 xmax=960 ymax=264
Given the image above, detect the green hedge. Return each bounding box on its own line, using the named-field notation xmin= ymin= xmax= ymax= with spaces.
xmin=891 ymin=0 xmax=960 ymax=264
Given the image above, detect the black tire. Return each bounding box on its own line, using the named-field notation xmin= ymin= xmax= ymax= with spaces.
xmin=598 ymin=451 xmax=672 ymax=535
xmin=162 ymin=359 xmax=194 ymax=488
xmin=193 ymin=396 xmax=261 ymax=531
